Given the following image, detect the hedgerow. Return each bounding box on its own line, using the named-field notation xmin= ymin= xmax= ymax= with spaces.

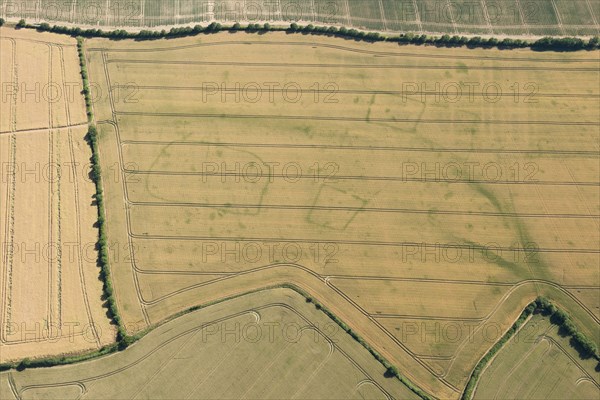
xmin=302 ymin=292 xmax=431 ymax=400
xmin=537 ymin=297 xmax=599 ymax=359
xmin=13 ymin=21 xmax=600 ymax=52
xmin=77 ymin=37 xmax=130 ymax=347
xmin=462 ymin=297 xmax=599 ymax=400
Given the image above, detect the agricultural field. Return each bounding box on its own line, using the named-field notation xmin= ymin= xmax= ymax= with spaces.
xmin=82 ymin=31 xmax=600 ymax=399
xmin=0 ymin=0 xmax=599 ymax=36
xmin=474 ymin=313 xmax=600 ymax=399
xmin=0 ymin=28 xmax=114 ymax=362
xmin=0 ymin=288 xmax=417 ymax=399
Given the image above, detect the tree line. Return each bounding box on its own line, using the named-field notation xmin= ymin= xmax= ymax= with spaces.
xmin=8 ymin=19 xmax=599 ymax=51
xmin=535 ymin=296 xmax=599 ymax=359
xmin=77 ymin=38 xmax=133 ymax=352
xmin=462 ymin=296 xmax=600 ymax=400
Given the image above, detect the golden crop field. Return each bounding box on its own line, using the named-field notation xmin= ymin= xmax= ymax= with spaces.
xmin=474 ymin=313 xmax=600 ymax=399
xmin=0 ymin=29 xmax=114 ymax=362
xmin=80 ymin=32 xmax=600 ymax=399
xmin=0 ymin=288 xmax=417 ymax=399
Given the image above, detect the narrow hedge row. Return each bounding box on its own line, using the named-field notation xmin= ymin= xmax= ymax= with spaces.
xmin=461 ymin=300 xmax=537 ymax=400
xmin=0 ymin=37 xmax=131 ymax=373
xmin=301 ymin=292 xmax=432 ymax=400
xmin=77 ymin=38 xmax=131 ymax=349
xmin=1 ymin=282 xmax=433 ymax=400
xmin=13 ymin=19 xmax=600 ymax=52
xmin=462 ymin=297 xmax=600 ymax=400
xmin=0 ymin=342 xmax=119 ymax=372
xmin=156 ymin=283 xmax=433 ymax=399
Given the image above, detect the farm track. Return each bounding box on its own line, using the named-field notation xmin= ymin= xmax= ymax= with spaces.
xmin=0 ymin=123 xmax=90 ymax=136
xmin=128 ymin=233 xmax=600 ymax=254
xmin=87 ymin=40 xmax=600 ymax=63
xmin=1 ymin=38 xmax=18 ymax=343
xmin=47 ymin=42 xmax=55 ymax=329
xmin=585 ymin=0 xmax=600 ymax=28
xmin=106 ymin=59 xmax=600 ymax=72
xmin=480 ymin=0 xmax=495 ymax=34
xmin=100 ymin=51 xmax=151 ymax=326
xmin=57 ymin=42 xmax=101 ymax=347
xmin=126 ymin=201 xmax=600 ymax=220
xmin=514 ymin=0 xmax=531 ymax=36
xmin=114 ymin=111 xmax=600 ymax=127
xmin=126 ymin=169 xmax=600 ymax=187
xmin=112 ymin=84 xmax=600 ymax=99
xmin=550 ymin=0 xmax=566 ymax=36
xmin=120 ymin=140 xmax=600 ymax=156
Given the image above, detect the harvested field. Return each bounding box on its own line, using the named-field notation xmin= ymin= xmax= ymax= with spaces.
xmin=0 ymin=29 xmax=113 ymax=362
xmin=474 ymin=313 xmax=600 ymax=399
xmin=82 ymin=32 xmax=600 ymax=399
xmin=0 ymin=288 xmax=418 ymax=400
xmin=0 ymin=0 xmax=598 ymax=36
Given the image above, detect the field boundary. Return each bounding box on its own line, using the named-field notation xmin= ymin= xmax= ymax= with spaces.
xmin=462 ymin=297 xmax=600 ymax=400
xmin=75 ymin=38 xmax=131 ymax=349
xmin=6 ymin=21 xmax=600 ymax=52
xmin=0 ymin=283 xmax=433 ymax=400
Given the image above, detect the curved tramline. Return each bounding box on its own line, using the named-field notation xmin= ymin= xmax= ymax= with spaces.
xmin=74 ymin=31 xmax=600 ymax=399
xmin=0 ymin=28 xmax=113 ymax=362
xmin=0 ymin=289 xmax=419 ymax=400
xmin=0 ymin=13 xmax=598 ymax=400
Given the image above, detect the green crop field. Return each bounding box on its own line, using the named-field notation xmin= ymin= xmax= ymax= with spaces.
xmin=0 ymin=288 xmax=417 ymax=399
xmin=474 ymin=313 xmax=600 ymax=399
xmin=0 ymin=0 xmax=598 ymax=36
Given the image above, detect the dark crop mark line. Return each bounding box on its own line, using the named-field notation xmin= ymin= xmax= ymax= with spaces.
xmin=114 ymin=111 xmax=600 ymax=127
xmin=120 ymin=140 xmax=600 ymax=157
xmin=127 ymin=201 xmax=600 ymax=219
xmin=125 ymin=170 xmax=600 ymax=187
xmin=106 ymin=59 xmax=600 ymax=72
xmin=113 ymin=85 xmax=600 ymax=99
xmin=128 ymin=234 xmax=600 ymax=255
